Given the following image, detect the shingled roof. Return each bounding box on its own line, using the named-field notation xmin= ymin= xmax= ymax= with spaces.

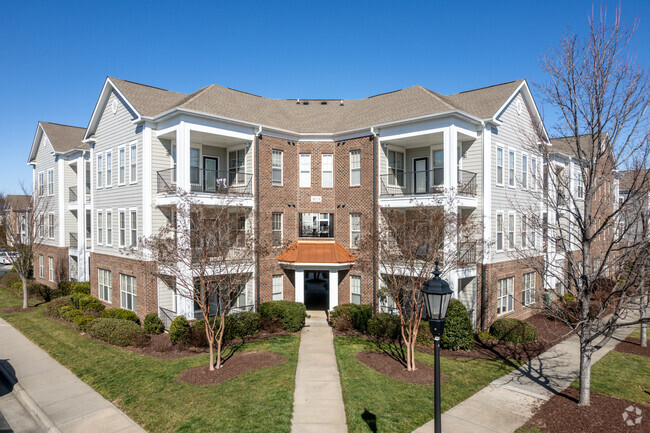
xmin=39 ymin=122 xmax=88 ymax=153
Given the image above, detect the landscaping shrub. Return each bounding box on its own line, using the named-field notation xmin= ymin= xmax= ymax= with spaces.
xmin=11 ymin=281 xmax=23 ymax=293
xmin=440 ymin=299 xmax=474 ymax=350
xmin=100 ymin=308 xmax=139 ymax=324
xmin=72 ymin=315 xmax=96 ymax=332
xmin=144 ymin=313 xmax=164 ymax=334
xmin=189 ymin=312 xmax=261 ymax=347
xmin=0 ymin=272 xmax=21 ymax=287
xmin=71 ymin=293 xmax=105 ymax=316
xmin=45 ymin=295 xmax=73 ymax=318
xmin=28 ymin=283 xmax=57 ymax=302
xmin=259 ymin=301 xmax=307 ymax=332
xmin=60 ymin=306 xmax=83 ymax=323
xmin=330 ymin=304 xmax=373 ymax=332
xmin=189 ymin=319 xmax=210 ymax=347
xmin=86 ymin=318 xmax=147 ymax=347
xmin=475 ymin=330 xmax=496 ymax=343
xmin=416 ymin=321 xmax=434 ymax=346
xmin=367 ymin=313 xmax=401 ymax=340
xmin=490 ymin=318 xmax=539 ymax=343
xmin=71 ymin=282 xmax=91 ymax=294
xmin=169 ymin=315 xmax=190 ymax=344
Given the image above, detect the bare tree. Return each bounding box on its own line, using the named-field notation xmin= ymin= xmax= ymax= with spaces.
xmin=141 ymin=191 xmax=263 ymax=370
xmin=513 ymin=5 xmax=650 ymax=406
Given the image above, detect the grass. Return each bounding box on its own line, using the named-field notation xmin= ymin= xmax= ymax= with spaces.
xmin=0 ymin=286 xmax=299 ymax=433
xmin=334 ymin=337 xmax=523 ymax=433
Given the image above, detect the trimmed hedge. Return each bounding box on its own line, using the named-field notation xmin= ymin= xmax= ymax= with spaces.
xmin=144 ymin=313 xmax=164 ymax=334
xmin=57 ymin=304 xmax=96 ymax=331
xmin=87 ymin=318 xmax=147 ymax=347
xmin=330 ymin=304 xmax=373 ymax=332
xmin=440 ymin=299 xmax=474 ymax=350
xmin=100 ymin=308 xmax=139 ymax=324
xmin=191 ymin=312 xmax=262 ymax=347
xmin=259 ymin=301 xmax=306 ymax=332
xmin=71 ymin=293 xmax=105 ymax=316
xmin=57 ymin=281 xmax=91 ymax=296
xmin=45 ymin=295 xmax=73 ymax=318
xmin=169 ymin=315 xmax=190 ymax=344
xmin=490 ymin=318 xmax=539 ymax=343
xmin=367 ymin=313 xmax=401 ymax=340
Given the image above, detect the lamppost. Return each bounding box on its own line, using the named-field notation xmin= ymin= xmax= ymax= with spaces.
xmin=421 ymin=260 xmax=453 ymax=433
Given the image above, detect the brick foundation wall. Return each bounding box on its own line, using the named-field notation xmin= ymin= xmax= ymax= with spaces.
xmin=33 ymin=244 xmax=69 ymax=288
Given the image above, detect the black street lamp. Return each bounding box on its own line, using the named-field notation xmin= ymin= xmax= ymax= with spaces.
xmin=421 ymin=260 xmax=453 ymax=433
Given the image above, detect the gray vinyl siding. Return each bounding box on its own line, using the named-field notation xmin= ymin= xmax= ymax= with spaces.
xmin=92 ymin=91 xmax=142 ymax=256
xmin=151 ymin=132 xmax=171 ymax=234
xmin=462 ymin=130 xmax=483 ymax=219
xmin=158 ymin=277 xmax=175 ymax=311
xmin=33 ymin=134 xmax=59 ymax=247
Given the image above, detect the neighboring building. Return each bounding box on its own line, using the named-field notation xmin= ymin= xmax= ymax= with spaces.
xmin=617 ymin=168 xmax=650 ymax=243
xmin=4 ymin=195 xmax=31 ymax=246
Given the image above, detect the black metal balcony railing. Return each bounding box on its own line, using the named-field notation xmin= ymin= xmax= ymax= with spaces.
xmin=379 ymin=169 xmax=477 ymax=197
xmin=69 ymin=232 xmax=78 ymax=249
xmin=157 ymin=168 xmax=253 ymax=196
xmin=458 ymin=241 xmax=478 ymax=266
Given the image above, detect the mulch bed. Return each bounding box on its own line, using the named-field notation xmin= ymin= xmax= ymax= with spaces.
xmin=2 ymin=306 xmax=38 ymax=314
xmin=522 ymin=386 xmax=649 ymax=432
xmin=177 ymin=351 xmax=286 ymax=385
xmin=355 ymin=350 xmax=441 ymax=385
xmin=613 ymin=337 xmax=650 ymax=358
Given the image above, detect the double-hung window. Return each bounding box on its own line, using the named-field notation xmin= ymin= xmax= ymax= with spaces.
xmin=299 ymin=154 xmax=311 ymax=187
xmin=48 ymin=257 xmax=54 ymax=282
xmin=272 ymin=275 xmax=283 ymax=301
xmin=350 ymin=213 xmax=361 ymax=248
xmin=522 ymin=272 xmax=535 ymax=306
xmin=47 ymin=169 xmax=54 ymax=196
xmin=130 ymin=143 xmax=137 ymax=183
xmin=531 ymin=157 xmax=537 ymax=190
xmin=508 ymin=214 xmax=515 ymax=250
xmin=106 ymin=211 xmax=112 ymax=246
xmin=130 ymin=210 xmax=137 ymax=247
xmin=106 ymin=151 xmax=112 ymax=186
xmin=322 ymin=154 xmax=333 ymax=188
xmin=508 ymin=150 xmax=515 ymax=187
xmin=119 ymin=210 xmax=126 ymax=247
xmin=521 ymin=154 xmax=528 ymax=189
xmin=521 ymin=214 xmax=528 ymax=249
xmin=38 ymin=172 xmax=45 ymax=196
xmin=39 ymin=255 xmax=44 ymax=278
xmin=387 ymin=150 xmax=404 ymax=186
xmin=576 ymin=168 xmax=584 ymax=199
xmin=350 ymin=150 xmax=361 ymax=186
xmin=497 ymin=277 xmax=514 ymax=315
xmin=496 ymin=213 xmax=504 ymax=251
xmin=97 ymin=211 xmax=103 ymax=245
xmin=97 ymin=154 xmax=103 ymax=188
xmin=229 ymin=149 xmax=245 ymax=185
xmin=119 ymin=147 xmax=126 ymax=184
xmin=48 ymin=213 xmax=55 ymax=239
xmin=496 ymin=147 xmax=504 ymax=185
xmin=529 ymin=217 xmax=536 ymax=249
xmin=190 ymin=149 xmax=200 ymax=185
xmin=433 ymin=150 xmax=444 ymax=186
xmin=272 ymin=213 xmax=283 ymax=247
xmin=120 ymin=274 xmax=137 ymax=312
xmin=351 ymin=276 xmax=361 ymax=304
xmin=272 ymin=150 xmax=283 ymax=185
xmin=98 ymin=269 xmax=112 ymax=302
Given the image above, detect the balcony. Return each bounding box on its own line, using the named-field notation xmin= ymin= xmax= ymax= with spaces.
xmin=69 ymin=186 xmax=78 ymax=203
xmin=69 ymin=232 xmax=78 ymax=249
xmin=379 ymin=169 xmax=477 ymax=198
xmin=157 ymin=168 xmax=253 ymax=196
xmin=457 ymin=241 xmax=478 ymax=267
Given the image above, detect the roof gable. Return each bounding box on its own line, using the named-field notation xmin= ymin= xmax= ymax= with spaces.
xmin=28 ymin=121 xmax=87 ymax=163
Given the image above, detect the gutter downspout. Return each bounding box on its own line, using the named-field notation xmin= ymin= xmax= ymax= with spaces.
xmin=255 ymin=127 xmax=262 ymax=312
xmin=371 ymin=127 xmax=378 ymax=314
xmin=480 ymin=121 xmax=486 ymax=332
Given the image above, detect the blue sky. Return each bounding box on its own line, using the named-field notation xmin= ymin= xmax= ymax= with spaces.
xmin=1 ymin=0 xmax=648 ymax=194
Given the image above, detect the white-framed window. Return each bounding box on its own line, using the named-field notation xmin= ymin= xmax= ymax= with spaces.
xmin=529 ymin=216 xmax=536 ymax=249
xmin=387 ymin=150 xmax=405 ymax=186
xmin=118 ymin=146 xmax=126 ymax=184
xmin=38 ymin=215 xmax=44 ymax=238
xmin=38 ymin=172 xmax=45 ymax=196
xmin=531 ymin=157 xmax=537 ymax=190
xmin=190 ymin=148 xmax=200 ymax=185
xmin=106 ymin=211 xmax=112 ymax=246
xmin=48 ymin=213 xmax=55 ymax=239
xmin=120 ymin=274 xmax=137 ymax=312
xmin=299 ymin=213 xmax=334 ymax=238
xmin=97 ymin=211 xmax=103 ymax=245
xmin=322 ymin=154 xmax=333 ymax=188
xmin=130 ymin=210 xmax=137 ymax=247
xmin=351 ymin=275 xmax=361 ymax=304
xmin=433 ymin=150 xmax=444 ymax=186
xmin=576 ymin=168 xmax=584 ymax=199
xmin=98 ymin=269 xmax=112 ymax=303
xmin=272 ymin=150 xmax=283 ymax=185
xmin=496 ymin=212 xmax=504 ymax=251
xmin=523 ymin=272 xmax=535 ymax=306
xmin=106 ymin=151 xmax=112 ymax=187
xmin=229 ymin=148 xmax=246 ymax=185
xmin=521 ymin=154 xmax=528 ymax=189
xmin=350 ymin=150 xmax=361 ymax=186
xmin=508 ymin=213 xmax=515 ymax=250
xmin=47 ymin=169 xmax=54 ymax=196
xmin=497 ymin=276 xmax=514 ymax=315
xmin=508 ymin=150 xmax=515 ymax=187
xmin=48 ymin=257 xmax=54 ymax=282
xmin=299 ymin=154 xmax=311 ymax=187
xmin=272 ymin=213 xmax=283 ymax=247
xmin=39 ymin=255 xmax=44 ymax=278
xmin=130 ymin=143 xmax=137 ymax=183
xmin=272 ymin=275 xmax=283 ymax=301
xmin=350 ymin=213 xmax=361 ymax=248
xmin=119 ymin=210 xmax=126 ymax=247
xmin=521 ymin=214 xmax=527 ymax=249
xmin=496 ymin=147 xmax=504 ymax=186
xmin=97 ymin=153 xmax=103 ymax=188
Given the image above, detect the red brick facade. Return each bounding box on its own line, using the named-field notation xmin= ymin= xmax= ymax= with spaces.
xmin=33 ymin=244 xmax=69 ymax=288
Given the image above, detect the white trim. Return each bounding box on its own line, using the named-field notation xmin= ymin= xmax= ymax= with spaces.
xmin=299 ymin=153 xmax=311 ymax=188
xmin=105 ymin=149 xmax=113 ymax=187
xmin=96 ymin=209 xmax=104 ymax=245
xmin=117 ymin=145 xmax=127 ymax=185
xmin=129 ymin=208 xmax=138 ymax=248
xmin=57 ymin=158 xmax=65 ymax=247
xmin=272 ymin=274 xmax=283 ymax=301
xmin=105 ymin=209 xmax=113 ymax=247
xmin=350 ymin=213 xmax=361 ymax=249
xmin=96 ymin=151 xmax=104 ymax=189
xmin=279 ymin=262 xmax=353 ymax=270
xmin=272 ymin=149 xmax=283 ymax=186
xmin=349 ymin=149 xmax=361 ymax=186
xmin=47 ymin=168 xmax=55 ymax=196
xmin=47 ymin=212 xmax=55 ymax=240
xmin=507 ymin=148 xmax=516 ymax=189
xmin=507 ymin=211 xmax=516 ymax=251
xmin=521 ymin=152 xmax=528 ymax=190
xmin=321 ymin=153 xmax=333 ymax=188
xmin=142 ymin=127 xmax=152 ymax=241
xmin=118 ymin=208 xmax=126 ymax=248
xmin=495 ymin=145 xmax=504 ymax=187
xmin=129 ymin=141 xmax=138 ymax=184
xmin=496 ymin=211 xmax=504 ymax=252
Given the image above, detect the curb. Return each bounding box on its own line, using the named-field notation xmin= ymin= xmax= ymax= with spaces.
xmin=0 ymin=361 xmax=62 ymax=433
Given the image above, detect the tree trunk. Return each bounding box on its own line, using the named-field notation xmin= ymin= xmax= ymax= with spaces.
xmin=578 ymin=345 xmax=592 ymax=406
xmin=215 ymin=314 xmax=226 ymax=369
xmin=641 ymin=292 xmax=647 ymax=348
xmin=21 ymin=275 xmax=28 ymax=309
xmin=208 ymin=338 xmax=215 ymax=371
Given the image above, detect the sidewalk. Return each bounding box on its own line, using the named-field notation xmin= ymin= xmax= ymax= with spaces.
xmin=414 ymin=320 xmax=639 ymax=433
xmin=0 ymin=317 xmax=146 ymax=433
xmin=291 ymin=310 xmax=347 ymax=433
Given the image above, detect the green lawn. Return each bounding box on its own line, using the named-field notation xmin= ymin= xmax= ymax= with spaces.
xmin=0 ymin=286 xmax=299 ymax=433
xmin=334 ymin=337 xmax=523 ymax=433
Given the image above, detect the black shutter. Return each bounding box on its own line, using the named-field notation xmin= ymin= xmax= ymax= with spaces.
xmin=329 ymin=214 xmax=334 ymax=237
xmin=299 ymin=213 xmax=303 ymax=237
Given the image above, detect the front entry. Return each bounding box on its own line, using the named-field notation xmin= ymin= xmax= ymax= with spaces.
xmin=294 ymin=267 xmax=340 ymax=311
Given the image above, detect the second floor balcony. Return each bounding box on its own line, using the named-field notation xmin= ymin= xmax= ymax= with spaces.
xmin=380 ymin=169 xmax=477 ymax=198
xmin=157 ymin=168 xmax=253 ymax=197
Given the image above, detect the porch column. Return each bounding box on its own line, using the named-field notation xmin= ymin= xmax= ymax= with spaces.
xmin=329 ymin=270 xmax=339 ymax=310
xmin=443 ymin=126 xmax=459 ymax=275
xmin=175 ymin=198 xmax=194 ymax=319
xmin=295 ymin=268 xmax=305 ymax=304
xmin=77 ymin=155 xmax=86 ymax=281
xmin=443 ymin=126 xmax=458 ymax=193
xmin=175 ymin=122 xmax=191 ymax=192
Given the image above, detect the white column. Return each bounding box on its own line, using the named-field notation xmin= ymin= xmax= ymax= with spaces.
xmin=328 ymin=270 xmax=339 ymax=311
xmin=57 ymin=158 xmax=65 ymax=247
xmin=482 ymin=126 xmax=492 ymax=263
xmin=142 ymin=124 xmax=153 ymax=242
xmin=295 ymin=268 xmax=304 ymax=303
xmin=175 ymin=122 xmax=191 ymax=193
xmin=444 ymin=126 xmax=458 ymax=192
xmin=77 ymin=155 xmax=86 ymax=281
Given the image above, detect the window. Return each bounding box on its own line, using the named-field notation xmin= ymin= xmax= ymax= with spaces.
xmin=496 ymin=213 xmax=504 ymax=251
xmin=351 ymin=276 xmax=361 ymax=304
xmin=433 ymin=150 xmax=444 ymax=186
xmin=521 ymin=154 xmax=528 ymax=189
xmin=350 ymin=150 xmax=361 ymax=186
xmin=299 ymin=213 xmax=334 ymax=237
xmin=272 ymin=150 xmax=283 ymax=185
xmin=97 ymin=154 xmax=103 ymax=188
xmin=272 ymin=213 xmax=283 ymax=247
xmin=130 ymin=143 xmax=137 ymax=183
xmin=130 ymin=210 xmax=137 ymax=247
xmin=47 ymin=169 xmax=54 ymax=196
xmin=322 ymin=154 xmax=333 ymax=188
xmin=529 ymin=217 xmax=536 ymax=249
xmin=97 ymin=211 xmax=103 ymax=245
xmin=98 ymin=269 xmax=112 ymax=302
xmin=497 ymin=277 xmax=514 ymax=315
xmin=229 ymin=149 xmax=246 ymax=185
xmin=106 ymin=151 xmax=112 ymax=186
xmin=190 ymin=148 xmax=200 ymax=185
xmin=38 ymin=172 xmax=45 ymax=196
xmin=119 ymin=147 xmax=126 ymax=184
xmin=508 ymin=150 xmax=515 ymax=187
xmin=496 ymin=147 xmax=504 ymax=185
xmin=48 ymin=213 xmax=55 ymax=239
xmin=350 ymin=213 xmax=361 ymax=248
xmin=119 ymin=211 xmax=126 ymax=247
xmin=39 ymin=255 xmax=44 ymax=278
xmin=508 ymin=214 xmax=515 ymax=249
xmin=299 ymin=154 xmax=311 ymax=187
xmin=387 ymin=150 xmax=404 ymax=186
xmin=576 ymin=169 xmax=584 ymax=199
xmin=521 ymin=215 xmax=527 ymax=249
xmin=531 ymin=157 xmax=537 ymax=190
xmin=86 ymin=210 xmax=91 ymax=242
xmin=120 ymin=274 xmax=137 ymax=312
xmin=106 ymin=211 xmax=112 ymax=246
xmin=523 ymin=272 xmax=535 ymax=306
xmin=38 ymin=215 xmax=44 ymax=238
xmin=272 ymin=275 xmax=283 ymax=301
xmin=48 ymin=257 xmax=54 ymax=282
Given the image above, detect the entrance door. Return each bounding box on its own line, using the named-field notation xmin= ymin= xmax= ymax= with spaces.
xmin=413 ymin=158 xmax=429 ymax=194
xmin=304 ymin=270 xmax=329 ymax=310
xmin=203 ymin=157 xmax=219 ymax=192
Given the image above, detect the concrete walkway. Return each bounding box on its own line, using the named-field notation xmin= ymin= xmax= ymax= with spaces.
xmin=414 ymin=320 xmax=640 ymax=433
xmin=291 ymin=310 xmax=347 ymax=433
xmin=0 ymin=317 xmax=146 ymax=433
